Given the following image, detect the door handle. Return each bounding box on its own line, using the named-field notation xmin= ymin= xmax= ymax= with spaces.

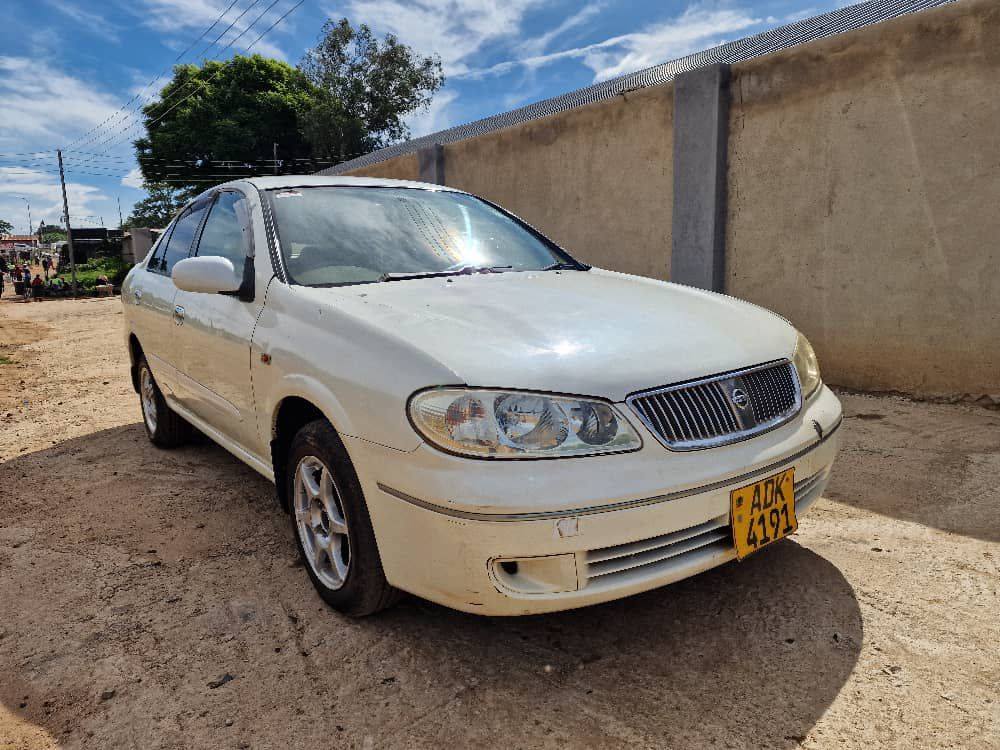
xmin=133 ymin=288 xmax=143 ymax=303
xmin=173 ymin=305 xmax=185 ymax=325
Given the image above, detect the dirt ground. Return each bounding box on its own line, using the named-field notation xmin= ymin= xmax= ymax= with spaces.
xmin=0 ymin=294 xmax=997 ymax=750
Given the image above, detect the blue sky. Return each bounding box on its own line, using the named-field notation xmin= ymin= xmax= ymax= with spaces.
xmin=0 ymin=0 xmax=843 ymax=231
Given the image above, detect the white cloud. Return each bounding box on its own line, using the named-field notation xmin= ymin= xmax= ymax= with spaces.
xmin=405 ymin=90 xmax=459 ymax=138
xmin=516 ymin=2 xmax=605 ymax=58
xmin=0 ymin=57 xmax=124 ymax=149
xmin=121 ymin=167 xmax=145 ymax=189
xmin=336 ymin=0 xmax=544 ymax=76
xmin=461 ymin=5 xmax=761 ymax=83
xmin=0 ymin=57 xmax=133 ymax=230
xmin=582 ymin=6 xmax=760 ymax=81
xmin=0 ymin=168 xmax=109 ymax=234
xmin=44 ymin=0 xmax=121 ymax=41
xmin=138 ymin=0 xmax=291 ymax=61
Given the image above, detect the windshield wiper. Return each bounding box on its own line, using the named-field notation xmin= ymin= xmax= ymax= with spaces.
xmin=378 ymin=265 xmax=512 ymax=282
xmin=540 ymin=261 xmax=584 ymax=271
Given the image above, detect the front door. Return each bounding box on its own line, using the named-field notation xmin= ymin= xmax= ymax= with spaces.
xmin=171 ymin=189 xmax=263 ymax=451
xmin=130 ymin=201 xmax=209 ymax=398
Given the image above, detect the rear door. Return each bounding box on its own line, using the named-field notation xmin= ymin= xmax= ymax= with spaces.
xmin=171 ymin=189 xmax=263 ymax=451
xmin=129 ymin=201 xmax=210 ymax=397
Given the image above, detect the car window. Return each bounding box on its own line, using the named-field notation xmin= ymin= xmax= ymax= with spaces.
xmin=268 ymin=187 xmax=574 ymax=287
xmin=150 ymin=204 xmax=208 ymax=275
xmin=146 ymin=222 xmax=174 ymax=271
xmin=195 ymin=192 xmax=247 ymax=276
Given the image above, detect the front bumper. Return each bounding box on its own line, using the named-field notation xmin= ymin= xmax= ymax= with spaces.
xmin=345 ymin=385 xmax=843 ymax=615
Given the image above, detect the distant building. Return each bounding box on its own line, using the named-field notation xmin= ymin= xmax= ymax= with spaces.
xmin=0 ymin=234 xmax=40 ymax=250
xmin=122 ymin=228 xmax=162 ymax=264
xmin=67 ymin=227 xmax=123 ymax=263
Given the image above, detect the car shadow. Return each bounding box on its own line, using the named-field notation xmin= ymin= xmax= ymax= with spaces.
xmin=0 ymin=423 xmax=862 ymax=748
xmin=368 ymin=541 xmax=862 ymax=747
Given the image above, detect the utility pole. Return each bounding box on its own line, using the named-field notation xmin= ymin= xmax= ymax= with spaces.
xmin=57 ymin=149 xmax=78 ymax=296
xmin=273 ymin=142 xmax=278 ymax=175
xmin=17 ymin=197 xmax=32 ymax=238
xmin=117 ymin=196 xmax=124 ymax=229
xmin=16 ymin=196 xmax=32 ymax=261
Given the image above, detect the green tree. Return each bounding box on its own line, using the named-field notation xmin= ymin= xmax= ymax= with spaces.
xmin=126 ymin=183 xmax=186 ymax=228
xmin=134 ymin=55 xmax=321 ymax=196
xmin=37 ymin=222 xmax=66 ymax=243
xmin=299 ymin=19 xmax=443 ymax=160
xmin=0 ymin=219 xmax=13 ymax=235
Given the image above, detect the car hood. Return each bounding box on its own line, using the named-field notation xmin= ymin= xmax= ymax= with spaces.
xmin=300 ymin=268 xmax=797 ymax=402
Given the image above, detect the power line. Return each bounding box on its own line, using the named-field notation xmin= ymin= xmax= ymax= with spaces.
xmin=63 ymin=0 xmax=248 ymax=151
xmin=76 ymin=0 xmax=267 ymax=151
xmin=89 ymin=0 xmax=303 ymax=155
xmin=193 ymin=0 xmax=264 ymax=63
xmin=75 ymin=0 xmax=285 ymax=155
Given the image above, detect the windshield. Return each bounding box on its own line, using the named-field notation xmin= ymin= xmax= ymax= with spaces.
xmin=267 ymin=186 xmax=577 ymax=286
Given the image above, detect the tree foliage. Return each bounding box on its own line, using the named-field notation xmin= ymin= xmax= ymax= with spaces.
xmin=126 ymin=183 xmax=186 ymax=228
xmin=0 ymin=219 xmax=13 ymax=235
xmin=134 ymin=55 xmax=320 ymax=196
xmin=299 ymin=19 xmax=443 ymax=159
xmin=132 ymin=19 xmax=443 ymax=198
xmin=37 ymin=222 xmax=66 ymax=243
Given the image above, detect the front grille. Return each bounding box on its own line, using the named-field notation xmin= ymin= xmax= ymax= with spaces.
xmin=627 ymin=361 xmax=800 ymax=450
xmin=583 ymin=467 xmax=828 ymax=588
xmin=585 ymin=518 xmax=731 ymax=583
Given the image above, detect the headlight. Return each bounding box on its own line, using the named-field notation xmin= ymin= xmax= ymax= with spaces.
xmin=408 ymin=388 xmax=643 ymax=458
xmin=792 ymin=332 xmax=822 ymax=400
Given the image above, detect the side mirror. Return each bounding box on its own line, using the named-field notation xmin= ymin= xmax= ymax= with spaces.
xmin=172 ymin=256 xmax=241 ymax=294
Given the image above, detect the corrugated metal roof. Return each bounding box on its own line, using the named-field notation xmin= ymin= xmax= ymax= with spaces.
xmin=320 ymin=0 xmax=956 ymax=175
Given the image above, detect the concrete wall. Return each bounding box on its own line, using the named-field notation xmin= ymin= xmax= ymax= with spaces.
xmin=347 ymin=152 xmax=420 ymax=181
xmin=442 ymin=84 xmax=674 ymax=280
xmin=345 ymin=0 xmax=998 ymax=401
xmin=727 ymin=0 xmax=1000 ymax=398
xmin=122 ymin=227 xmax=157 ymax=264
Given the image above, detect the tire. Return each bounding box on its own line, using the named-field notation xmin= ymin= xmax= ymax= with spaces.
xmin=137 ymin=356 xmax=191 ymax=448
xmin=287 ymin=419 xmax=400 ymax=617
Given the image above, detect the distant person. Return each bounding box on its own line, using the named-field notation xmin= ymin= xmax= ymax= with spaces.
xmin=41 ymin=256 xmax=51 ymax=279
xmin=31 ymin=274 xmax=43 ymax=301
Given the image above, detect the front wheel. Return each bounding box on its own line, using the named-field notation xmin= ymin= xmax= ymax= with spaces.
xmin=137 ymin=356 xmax=190 ymax=448
xmin=287 ymin=419 xmax=400 ymax=616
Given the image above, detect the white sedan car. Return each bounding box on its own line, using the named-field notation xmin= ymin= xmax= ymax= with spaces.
xmin=122 ymin=176 xmax=842 ymax=617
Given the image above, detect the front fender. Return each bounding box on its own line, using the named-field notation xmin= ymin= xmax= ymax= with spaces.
xmin=251 ymin=281 xmax=459 ymax=453
xmin=264 ymin=373 xmax=361 ymax=444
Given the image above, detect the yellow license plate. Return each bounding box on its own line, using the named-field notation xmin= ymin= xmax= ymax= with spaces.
xmin=731 ymin=468 xmax=797 ymax=560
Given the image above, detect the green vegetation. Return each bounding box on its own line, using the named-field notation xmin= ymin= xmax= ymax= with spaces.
xmin=0 ymin=355 xmax=14 ymax=365
xmin=58 ymin=256 xmax=132 ymax=291
xmin=37 ymin=222 xmax=66 ymax=243
xmin=299 ymin=19 xmax=444 ymax=159
xmin=0 ymin=218 xmax=13 ymax=235
xmin=131 ymin=18 xmax=443 ymax=201
xmin=126 ymin=183 xmax=185 ymax=228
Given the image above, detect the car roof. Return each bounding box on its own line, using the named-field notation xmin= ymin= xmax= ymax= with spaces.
xmin=176 ymin=175 xmax=470 ymax=223
xmin=237 ymin=175 xmax=464 ymax=192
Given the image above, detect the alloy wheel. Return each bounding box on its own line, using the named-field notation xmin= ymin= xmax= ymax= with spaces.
xmin=293 ymin=455 xmax=351 ymax=590
xmin=140 ymin=366 xmax=158 ymax=434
